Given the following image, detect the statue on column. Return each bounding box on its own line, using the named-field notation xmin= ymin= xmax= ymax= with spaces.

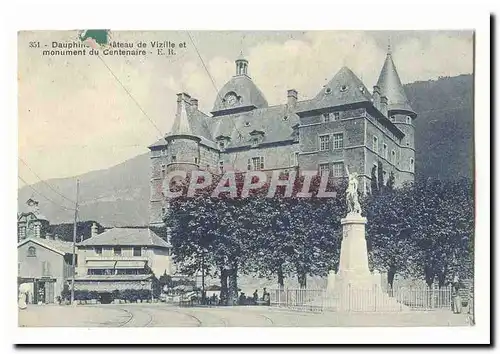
xmin=345 ymin=166 xmax=361 ymax=215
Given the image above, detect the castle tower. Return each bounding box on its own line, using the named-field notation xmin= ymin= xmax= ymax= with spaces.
xmin=376 ymin=46 xmax=417 ymax=183
xmin=149 ymin=93 xmax=202 ymax=227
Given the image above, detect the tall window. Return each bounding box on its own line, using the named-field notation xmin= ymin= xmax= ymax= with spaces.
xmin=250 ymin=156 xmax=264 ymax=170
xmin=19 ymin=226 xmax=26 ymax=239
xmin=161 ymin=164 xmax=166 ymax=179
xmin=42 ymin=261 xmax=51 ymax=276
xmin=95 ymin=247 xmax=102 ymax=255
xmin=133 ymin=247 xmax=142 ymax=257
xmin=114 ymin=247 xmax=122 ymax=256
xmin=333 ymin=133 xmax=344 ymax=149
xmin=219 ymin=160 xmax=224 ymax=173
xmin=219 ymin=141 xmax=225 ymax=150
xmin=319 ymin=163 xmax=330 ymax=176
xmin=319 ymin=135 xmax=330 ymax=151
xmin=391 ymin=150 xmax=396 ymax=163
xmin=373 ymin=136 xmax=379 ymax=153
xmin=27 ymin=246 xmax=36 ymax=257
xmin=333 ymin=162 xmax=344 ymax=177
xmin=410 ymin=158 xmax=414 ymax=172
xmin=406 ymin=116 xmax=412 ymax=124
xmin=334 ymin=112 xmax=340 ymax=121
xmin=322 ymin=113 xmax=330 ymax=123
xmin=171 ymin=155 xmax=177 ymax=162
xmin=194 ymin=157 xmax=199 ymax=164
xmin=291 ymin=152 xmax=299 ymax=166
xmin=383 ymin=143 xmax=388 ymax=159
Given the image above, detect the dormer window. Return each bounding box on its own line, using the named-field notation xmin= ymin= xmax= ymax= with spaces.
xmin=322 ymin=112 xmax=341 ymax=123
xmin=340 ymin=85 xmax=348 ymax=92
xmin=216 ymin=135 xmax=231 ymax=151
xmin=244 ymin=122 xmax=251 ymax=127
xmin=249 ymin=130 xmax=264 ymax=147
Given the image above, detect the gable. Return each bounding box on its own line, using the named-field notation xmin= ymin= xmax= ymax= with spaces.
xmin=18 ymin=239 xmax=66 ymax=257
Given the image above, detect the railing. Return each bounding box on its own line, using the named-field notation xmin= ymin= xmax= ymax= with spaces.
xmin=270 ymin=286 xmax=455 ymax=313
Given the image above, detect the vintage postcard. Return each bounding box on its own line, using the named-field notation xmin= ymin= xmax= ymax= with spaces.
xmin=15 ymin=27 xmax=482 ymax=343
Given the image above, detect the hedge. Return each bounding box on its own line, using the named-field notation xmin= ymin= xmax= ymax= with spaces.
xmin=72 ymin=289 xmax=153 ymax=303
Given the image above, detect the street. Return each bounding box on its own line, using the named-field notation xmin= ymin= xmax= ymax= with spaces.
xmin=18 ymin=303 xmax=471 ymax=327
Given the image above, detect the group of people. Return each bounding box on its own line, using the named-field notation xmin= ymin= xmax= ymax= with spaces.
xmin=238 ymin=288 xmax=270 ymax=306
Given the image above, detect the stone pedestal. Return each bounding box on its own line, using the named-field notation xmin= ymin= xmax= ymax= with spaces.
xmin=325 ymin=213 xmax=406 ymax=312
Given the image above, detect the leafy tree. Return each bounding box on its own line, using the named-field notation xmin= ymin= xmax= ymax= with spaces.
xmin=366 ymin=184 xmax=419 ymax=288
xmin=370 ymin=165 xmax=378 ymax=195
xmin=386 ymin=171 xmax=395 ymax=191
xmin=377 ymin=161 xmax=384 ymax=193
xmin=411 ymin=178 xmax=474 ymax=287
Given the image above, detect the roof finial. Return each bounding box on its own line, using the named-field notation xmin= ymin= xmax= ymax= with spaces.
xmin=387 ymin=38 xmax=392 ymax=55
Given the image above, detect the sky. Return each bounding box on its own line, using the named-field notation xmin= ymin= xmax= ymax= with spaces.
xmin=18 ymin=30 xmax=473 ymax=185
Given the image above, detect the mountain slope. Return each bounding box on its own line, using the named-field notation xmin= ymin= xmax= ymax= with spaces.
xmin=18 ymin=74 xmax=474 ymax=226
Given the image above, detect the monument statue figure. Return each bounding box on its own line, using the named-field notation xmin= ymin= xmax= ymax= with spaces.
xmin=345 ymin=166 xmax=361 ymax=215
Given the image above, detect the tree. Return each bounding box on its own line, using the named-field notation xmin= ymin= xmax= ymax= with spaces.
xmin=365 ymin=184 xmax=419 ymax=289
xmin=366 ymin=178 xmax=474 ymax=289
xmin=386 ymin=171 xmax=395 ymax=191
xmin=377 ymin=161 xmax=384 ymax=193
xmin=370 ymin=165 xmax=378 ymax=195
xmin=410 ymin=178 xmax=474 ymax=287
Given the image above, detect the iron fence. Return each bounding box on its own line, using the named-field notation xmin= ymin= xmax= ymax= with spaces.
xmin=270 ymin=285 xmax=455 ymax=313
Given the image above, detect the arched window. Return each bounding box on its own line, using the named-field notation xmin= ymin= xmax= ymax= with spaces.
xmin=27 ymin=246 xmax=36 ymax=257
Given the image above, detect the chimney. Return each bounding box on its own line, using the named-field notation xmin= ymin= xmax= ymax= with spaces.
xmin=190 ymin=98 xmax=199 ymax=110
xmin=372 ymin=85 xmax=381 ymax=110
xmin=91 ymin=222 xmax=98 ymax=238
xmin=287 ymin=89 xmax=298 ymax=110
xmin=380 ymin=96 xmax=388 ymax=117
xmin=176 ymin=92 xmax=191 ymax=113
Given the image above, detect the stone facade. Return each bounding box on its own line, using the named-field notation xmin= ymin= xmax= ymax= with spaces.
xmin=148 ymin=49 xmax=417 ymax=226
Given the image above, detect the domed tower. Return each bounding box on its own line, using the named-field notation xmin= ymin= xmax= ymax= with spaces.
xmin=211 ymin=53 xmax=268 ymax=116
xmin=376 ymin=46 xmax=417 ymax=183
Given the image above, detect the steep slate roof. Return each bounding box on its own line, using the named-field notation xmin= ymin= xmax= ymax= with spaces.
xmin=18 ymin=237 xmax=73 ymax=255
xmin=149 ymin=99 xmax=216 ymax=150
xmin=297 ymin=67 xmax=373 ymax=113
xmin=78 ymin=228 xmax=170 ymax=248
xmin=212 ymin=75 xmax=269 ymax=114
xmin=210 ymin=104 xmax=299 ymax=149
xmin=376 ymin=51 xmax=416 ymax=117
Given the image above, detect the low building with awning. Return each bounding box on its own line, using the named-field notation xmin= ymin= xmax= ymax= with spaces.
xmin=74 ymin=227 xmax=173 ymax=293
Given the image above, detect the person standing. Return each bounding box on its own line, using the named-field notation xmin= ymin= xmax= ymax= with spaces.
xmin=252 ymin=289 xmax=258 ymax=304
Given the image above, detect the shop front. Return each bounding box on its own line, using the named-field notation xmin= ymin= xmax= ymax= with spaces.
xmin=18 ymin=277 xmax=56 ymax=304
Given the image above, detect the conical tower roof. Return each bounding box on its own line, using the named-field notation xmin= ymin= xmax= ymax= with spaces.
xmin=171 ymin=95 xmax=192 ymax=135
xmin=376 ymin=50 xmax=416 ymax=117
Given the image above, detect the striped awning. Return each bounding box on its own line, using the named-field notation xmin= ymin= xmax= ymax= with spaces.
xmin=115 ymin=260 xmax=146 ymax=269
xmin=86 ymin=260 xmax=116 ymax=269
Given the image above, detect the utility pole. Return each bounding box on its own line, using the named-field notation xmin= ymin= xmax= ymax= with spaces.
xmin=201 ymin=250 xmax=205 ymax=304
xmin=70 ymin=179 xmax=80 ymax=305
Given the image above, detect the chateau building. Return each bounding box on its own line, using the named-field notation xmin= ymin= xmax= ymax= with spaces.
xmin=148 ymin=49 xmax=417 ymax=226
